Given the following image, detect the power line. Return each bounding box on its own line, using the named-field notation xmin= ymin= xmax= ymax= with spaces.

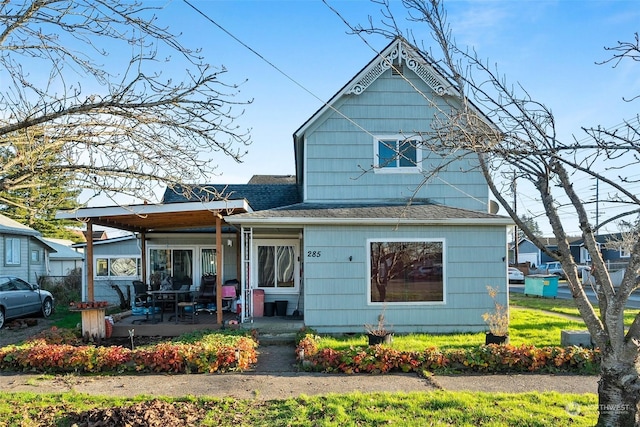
xmin=181 ymin=0 xmax=483 ymax=204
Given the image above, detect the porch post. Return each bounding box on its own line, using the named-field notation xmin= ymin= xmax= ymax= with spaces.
xmin=85 ymin=220 xmax=94 ymax=301
xmin=140 ymin=232 xmax=147 ymax=286
xmin=216 ymin=214 xmax=223 ymax=324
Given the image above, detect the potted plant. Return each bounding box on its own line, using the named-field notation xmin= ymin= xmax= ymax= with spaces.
xmin=482 ymin=285 xmax=510 ymax=345
xmin=365 ymin=306 xmax=393 ymax=345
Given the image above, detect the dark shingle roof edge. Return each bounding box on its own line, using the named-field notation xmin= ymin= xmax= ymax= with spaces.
xmin=224 ymin=202 xmax=513 ymax=226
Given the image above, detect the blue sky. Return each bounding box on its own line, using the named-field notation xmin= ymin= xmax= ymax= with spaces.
xmin=146 ymin=1 xmax=640 ymax=235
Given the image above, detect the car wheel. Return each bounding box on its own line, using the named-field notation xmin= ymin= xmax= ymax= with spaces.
xmin=41 ymin=298 xmax=53 ymax=318
xmin=0 ymin=308 xmax=4 ymax=329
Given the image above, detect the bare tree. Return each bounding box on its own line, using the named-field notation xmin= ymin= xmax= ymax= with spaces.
xmin=345 ymin=0 xmax=640 ymax=424
xmin=0 ymin=0 xmax=251 ymax=208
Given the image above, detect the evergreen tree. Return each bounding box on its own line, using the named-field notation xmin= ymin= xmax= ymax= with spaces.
xmin=0 ymin=127 xmax=83 ymax=241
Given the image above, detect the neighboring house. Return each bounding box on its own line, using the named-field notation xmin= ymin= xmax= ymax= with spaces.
xmin=44 ymin=238 xmax=84 ymax=276
xmin=58 ymin=37 xmax=513 ymax=333
xmin=511 ymin=237 xmax=585 ymax=270
xmin=0 ymin=213 xmax=57 ymax=284
xmin=572 ymin=233 xmax=632 ymax=268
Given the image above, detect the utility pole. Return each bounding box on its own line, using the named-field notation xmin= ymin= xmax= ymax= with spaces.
xmin=513 ymin=171 xmax=518 ymax=266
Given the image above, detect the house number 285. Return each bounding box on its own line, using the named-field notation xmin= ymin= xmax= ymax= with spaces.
xmin=307 ymin=250 xmax=322 ymax=258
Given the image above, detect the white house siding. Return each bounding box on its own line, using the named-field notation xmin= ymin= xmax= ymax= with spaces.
xmin=0 ymin=234 xmax=49 ymax=284
xmin=302 ymin=224 xmax=508 ymax=334
xmin=303 ymin=69 xmax=487 ymax=212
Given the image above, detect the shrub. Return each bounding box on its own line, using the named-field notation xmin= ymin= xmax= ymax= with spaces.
xmin=0 ymin=328 xmax=257 ymax=374
xmin=296 ymin=333 xmax=600 ymax=375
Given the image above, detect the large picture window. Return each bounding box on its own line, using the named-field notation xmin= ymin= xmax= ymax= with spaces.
xmin=369 ymin=239 xmax=444 ymax=303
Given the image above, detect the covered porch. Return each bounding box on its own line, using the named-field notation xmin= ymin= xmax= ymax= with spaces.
xmin=57 ymin=199 xmax=259 ymax=335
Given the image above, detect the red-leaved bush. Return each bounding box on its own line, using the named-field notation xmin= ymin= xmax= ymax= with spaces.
xmin=296 ymin=333 xmax=600 ymax=374
xmin=0 ymin=327 xmax=257 ymax=374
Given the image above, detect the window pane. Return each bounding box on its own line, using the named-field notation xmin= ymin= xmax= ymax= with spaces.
xmin=399 ymin=140 xmax=417 ymax=167
xmin=96 ymin=258 xmax=109 ymax=276
xmin=258 ymin=246 xmax=275 ymax=287
xmin=172 ymin=250 xmax=193 ymax=284
xmin=110 ymin=258 xmax=138 ymax=277
xmin=378 ymin=140 xmax=396 ymax=168
xmin=370 ymin=241 xmax=443 ymax=303
xmin=150 ymin=249 xmax=171 ymax=288
xmin=276 ymin=246 xmax=295 ymax=288
xmin=201 ymin=249 xmax=217 ymax=276
xmin=5 ymin=238 xmax=20 ymax=265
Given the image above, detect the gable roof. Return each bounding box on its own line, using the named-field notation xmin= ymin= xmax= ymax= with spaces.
xmin=0 ymin=213 xmax=40 ymax=237
xmin=44 ymin=239 xmax=83 ymax=261
xmin=293 ymin=36 xmax=455 ymax=142
xmin=0 ymin=214 xmax=57 ymax=252
xmin=163 ymin=183 xmax=301 ymax=212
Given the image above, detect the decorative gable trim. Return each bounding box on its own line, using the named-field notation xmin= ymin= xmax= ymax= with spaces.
xmin=346 ymin=38 xmax=451 ymax=96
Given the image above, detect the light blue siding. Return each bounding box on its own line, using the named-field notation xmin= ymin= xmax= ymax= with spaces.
xmin=302 ymin=224 xmax=508 ymax=334
xmin=303 ymin=68 xmax=488 ymax=212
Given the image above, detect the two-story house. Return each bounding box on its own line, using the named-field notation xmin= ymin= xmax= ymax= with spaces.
xmin=58 ymin=37 xmax=512 ymax=333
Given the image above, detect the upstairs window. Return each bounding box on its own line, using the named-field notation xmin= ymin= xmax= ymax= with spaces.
xmin=374 ymin=135 xmax=421 ymax=171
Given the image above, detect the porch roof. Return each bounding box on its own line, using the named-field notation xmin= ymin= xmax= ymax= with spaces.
xmin=56 ymin=199 xmax=252 ymax=233
xmin=224 ymin=202 xmax=514 ymax=226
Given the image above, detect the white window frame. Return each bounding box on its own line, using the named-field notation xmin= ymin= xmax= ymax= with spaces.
xmin=367 ymin=237 xmax=446 ymax=305
xmin=31 ymin=249 xmax=41 ymax=264
xmin=373 ymin=134 xmax=422 ymax=173
xmin=94 ymin=255 xmax=141 ymax=279
xmin=5 ymin=237 xmax=21 ymax=265
xmin=253 ymin=239 xmax=300 ymax=294
xmin=620 ymin=246 xmax=631 ymax=258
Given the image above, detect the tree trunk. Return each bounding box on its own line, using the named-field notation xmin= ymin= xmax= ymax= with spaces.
xmin=597 ymin=358 xmax=640 ymax=426
xmin=376 ymin=283 xmax=387 ymax=302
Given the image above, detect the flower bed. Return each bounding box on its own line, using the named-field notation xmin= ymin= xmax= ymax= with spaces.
xmin=296 ymin=332 xmax=600 ymax=375
xmin=0 ymin=327 xmax=257 ymax=374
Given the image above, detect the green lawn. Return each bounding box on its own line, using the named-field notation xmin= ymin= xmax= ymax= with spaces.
xmin=510 ymin=293 xmax=639 ymax=326
xmin=317 ymin=304 xmax=588 ymax=351
xmin=0 ymin=391 xmax=598 ymax=426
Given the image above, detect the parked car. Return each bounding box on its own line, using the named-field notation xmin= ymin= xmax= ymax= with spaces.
xmin=0 ymin=276 xmax=54 ymax=329
xmin=508 ymin=267 xmax=525 ymax=284
xmin=536 ymin=261 xmax=591 ymax=280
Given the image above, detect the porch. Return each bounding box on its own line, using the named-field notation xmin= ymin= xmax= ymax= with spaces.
xmin=111 ymin=310 xmax=305 ymax=339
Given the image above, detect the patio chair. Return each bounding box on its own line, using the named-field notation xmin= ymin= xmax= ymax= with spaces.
xmin=195 ymin=274 xmax=216 ymax=315
xmin=131 ymin=280 xmax=152 ymax=324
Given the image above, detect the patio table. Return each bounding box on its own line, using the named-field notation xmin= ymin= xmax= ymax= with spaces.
xmin=149 ymin=290 xmax=192 ymax=324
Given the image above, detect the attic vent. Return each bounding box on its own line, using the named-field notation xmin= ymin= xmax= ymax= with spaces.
xmin=391 ymin=64 xmax=403 ymax=75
